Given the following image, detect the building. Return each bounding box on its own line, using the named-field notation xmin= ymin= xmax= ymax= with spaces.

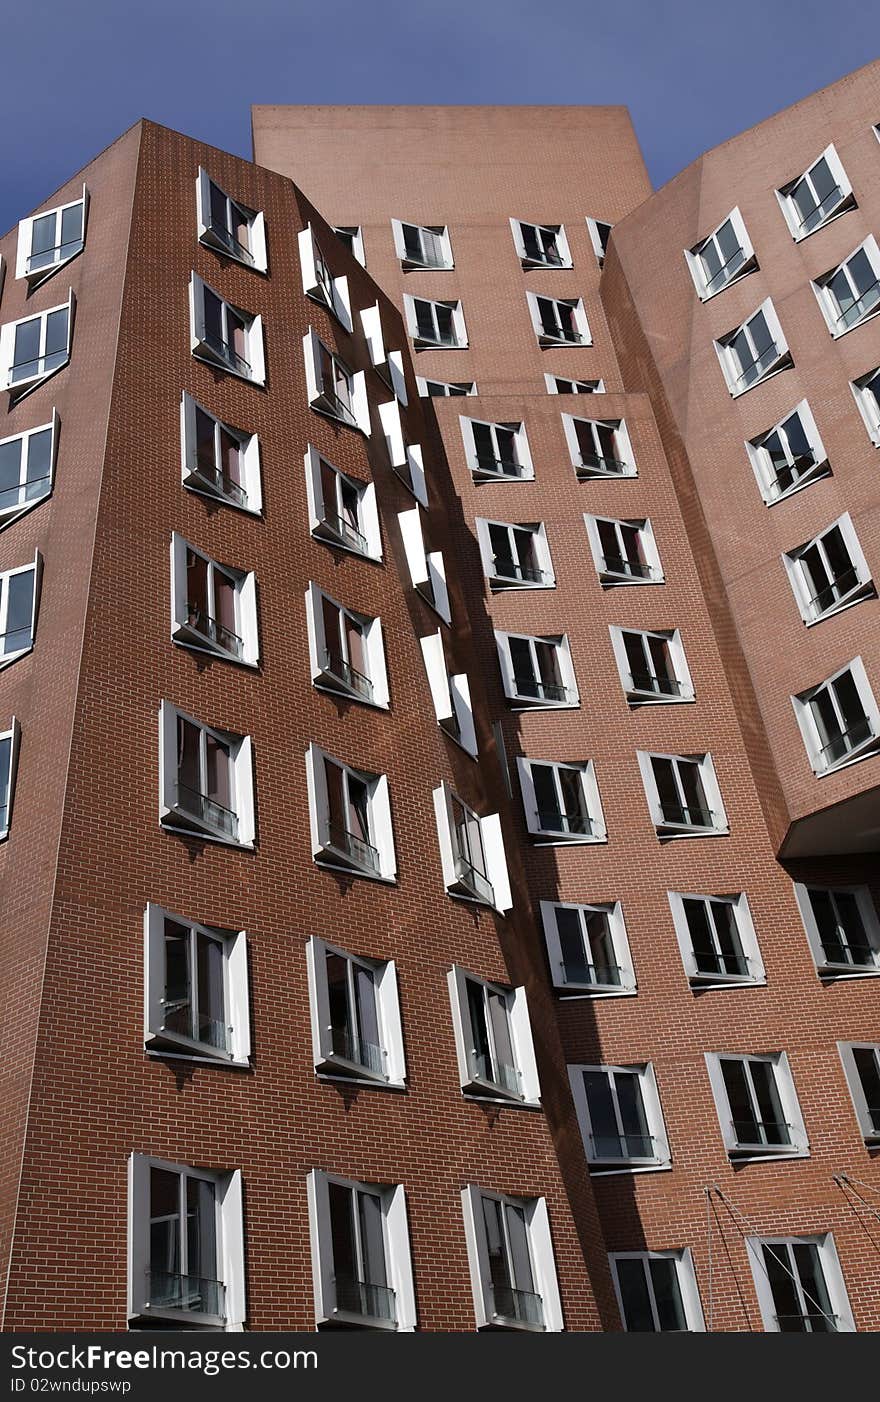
xmin=0 ymin=61 xmax=878 ymax=1334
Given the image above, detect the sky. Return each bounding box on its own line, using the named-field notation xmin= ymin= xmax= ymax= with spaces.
xmin=0 ymin=0 xmax=874 ymax=235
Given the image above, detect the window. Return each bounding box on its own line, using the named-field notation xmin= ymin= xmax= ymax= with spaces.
xmin=447 ymin=965 xmax=539 ymax=1103
xmin=416 ymin=376 xmax=477 ymax=398
xmin=545 ymin=374 xmax=604 ymax=394
xmin=838 ymin=1042 xmax=880 ymax=1144
xmin=586 ymin=218 xmax=613 ymax=267
xmin=433 ymin=782 xmax=511 ymax=907
xmin=170 ymin=534 xmax=258 ymax=666
xmin=305 ymin=743 xmax=396 ymax=882
xmin=305 ymin=937 xmax=405 ymax=1087
xmin=16 ymin=187 xmax=87 ymax=287
xmin=563 ymin=413 xmax=635 ymax=478
xmin=777 ymin=145 xmax=854 ymax=240
xmin=746 ymin=400 xmax=829 ymax=504
xmin=851 ymin=365 xmax=880 ymax=446
xmin=569 ymin=1063 xmax=670 ymax=1171
xmin=360 ymin=304 xmax=408 ymax=403
xmin=668 ymin=891 xmax=765 ymax=987
xmin=196 ymin=169 xmax=266 ymax=271
xmin=332 ymin=226 xmax=365 ymax=266
xmin=475 ymin=517 xmax=555 ymax=590
xmin=794 ymin=882 xmax=880 ymax=977
xmin=792 ymin=656 xmax=880 ymax=775
xmin=0 ymin=416 xmax=57 ymax=528
xmin=461 ymin=1187 xmax=563 ymax=1332
xmin=377 ymin=400 xmax=427 ymax=505
xmin=714 ymin=299 xmax=790 ymax=396
xmin=814 ymin=237 xmax=880 ymax=336
xmin=189 ymin=274 xmax=265 ymax=385
xmin=459 ymin=416 xmax=534 ymax=481
xmin=610 ymin=1251 xmax=704 ymax=1332
xmin=509 ymin=219 xmax=572 ymax=269
xmin=304 ymin=446 xmax=381 ymax=559
xmin=0 ymin=555 xmax=40 ymax=668
xmin=0 ymin=718 xmax=21 ymax=839
xmin=516 ymin=757 xmax=606 ymax=844
xmin=495 ymin=630 xmax=578 ymax=708
xmin=307 ymin=1171 xmax=415 ymax=1330
xmin=397 ymin=508 xmax=451 ymax=622
xmin=180 ymin=392 xmax=262 ymax=515
xmin=609 ymin=627 xmax=694 ymax=705
xmin=638 ymin=751 xmax=727 ymax=838
xmin=584 ymin=514 xmax=664 ymax=586
xmin=705 ymin=1052 xmax=807 ymax=1158
xmin=540 ymin=900 xmax=636 ymax=996
xmin=127 ymin=1153 xmax=245 ymax=1330
xmin=420 ymin=633 xmax=478 ymax=755
xmin=685 ymin=208 xmax=755 ymax=300
xmin=526 ymin=291 xmax=591 ymax=346
xmin=391 ymin=219 xmax=453 ymax=270
xmin=158 ymin=702 xmax=254 ymax=848
xmin=746 ymin=1235 xmax=854 ymax=1332
xmin=303 ymin=329 xmax=369 ymax=432
xmin=143 ymin=903 xmax=250 ymax=1065
xmin=403 ymin=295 xmax=467 ymax=348
xmin=305 ymin=582 xmax=389 ymax=709
xmin=1 ymin=294 xmax=74 ymax=398
xmin=298 ymin=225 xmax=352 ymax=329
xmin=783 ymin=513 xmax=873 ymax=623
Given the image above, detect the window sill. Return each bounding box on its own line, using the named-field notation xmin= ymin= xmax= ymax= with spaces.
xmin=488 ymin=577 xmax=555 ymax=592
xmin=520 ymin=257 xmax=572 ymax=271
xmin=160 ymin=812 xmax=254 ymax=851
xmin=626 ymin=691 xmax=695 ymax=708
xmin=172 ymin=631 xmax=258 ymax=670
xmin=509 ymin=698 xmax=579 ymax=712
xmin=789 ymin=198 xmax=856 ymax=242
xmin=311 ymin=524 xmax=381 ymax=563
xmin=655 ymin=824 xmax=729 ymax=842
xmin=0 ymin=644 xmax=33 ymax=673
xmin=557 ymin=984 xmax=638 ymax=1000
xmin=412 ymin=338 xmax=468 ymax=351
xmin=727 ymin=1147 xmax=809 ymax=1164
xmin=315 ymin=1066 xmax=407 ymax=1092
xmin=588 ymin=1160 xmax=672 ymax=1177
xmin=801 ymin=582 xmax=876 ymax=626
xmin=313 ymin=850 xmax=396 ymax=884
xmin=462 ymin=1085 xmax=542 ymax=1110
xmin=313 ymin=675 xmax=388 ymax=710
xmin=184 ymin=475 xmax=260 ymax=516
xmin=197 ymin=226 xmax=267 ymax=274
xmin=145 ymin=1043 xmax=251 ymax=1070
xmin=308 ymin=397 xmax=365 ymax=433
xmin=828 ymin=305 xmax=880 ymax=340
xmin=696 ymin=258 xmax=758 ymax=302
xmin=599 ymin=573 xmax=665 ymax=588
xmin=529 ymin=831 xmax=607 ymax=847
xmin=23 ymin=248 xmax=83 ymax=291
xmin=6 ymin=361 xmax=69 ymax=403
xmin=401 ymin=258 xmax=454 ymax=272
xmin=437 ymin=720 xmax=478 ymax=760
xmin=689 ymin=975 xmax=766 ymax=993
xmin=760 ymin=463 xmax=831 ymax=506
xmin=727 ymin=354 xmax=793 ymax=398
xmin=817 ymin=965 xmax=880 ymax=982
xmin=537 ymin=334 xmax=591 ymax=348
xmin=192 ymin=344 xmax=264 ymax=388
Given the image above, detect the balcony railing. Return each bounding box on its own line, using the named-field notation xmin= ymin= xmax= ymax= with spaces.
xmin=321 ymin=649 xmax=374 ymax=702
xmin=658 ymin=801 xmax=715 ymax=829
xmin=333 ymin=1274 xmax=397 ymax=1324
xmin=208 ymin=219 xmax=254 ymax=265
xmin=537 ymin=808 xmax=593 ymax=837
xmin=561 ymin=959 xmax=622 ymax=987
xmin=804 ymin=564 xmax=861 ymax=619
xmin=0 ymin=473 xmax=52 ymax=513
xmin=765 ymin=451 xmax=819 ymax=499
xmin=9 ymin=349 xmax=67 ymax=386
xmin=774 ymin=1312 xmax=839 ymax=1333
xmin=730 ymin=1119 xmax=793 ymax=1150
xmin=161 ymin=1001 xmax=231 ymax=1052
xmin=735 ymin=341 xmax=781 ymax=387
xmin=692 ymin=950 xmax=751 ymax=979
xmin=174 ymin=782 xmax=238 ymax=840
xmin=148 ymin=1271 xmax=225 ymax=1318
xmin=327 ymin=820 xmax=380 ymax=875
xmin=540 ymin=324 xmax=585 ymax=344
xmin=185 ymin=603 xmax=243 ymax=659
xmin=0 ymin=625 xmax=32 ymax=655
xmin=415 ymin=323 xmax=459 ymax=347
xmin=702 ymin=244 xmax=746 ymax=294
xmin=202 ymin=327 xmax=251 ymax=378
xmin=512 ymin=676 xmax=572 ymax=704
xmin=453 ymin=852 xmax=494 ymax=906
xmin=628 ymin=672 xmax=684 ymax=698
xmin=470 ymin=1052 xmax=521 ymax=1097
xmin=492 ymin=556 xmax=546 ymax=585
xmin=834 ymin=278 xmax=880 ymax=330
xmin=490 ymin=1284 xmax=545 ymax=1328
xmin=330 ymin=1024 xmax=386 ymax=1076
xmin=473 ymin=454 xmax=524 ymax=478
xmin=318 ymin=381 xmax=357 ymax=426
xmin=818 ymin=716 xmax=875 ymax=767
xmin=796 ymin=183 xmax=843 ymax=233
xmin=601 ymin=555 xmax=656 ymax=581
xmin=193 ymin=455 xmax=248 ymax=510
xmin=575 ymin=451 xmax=629 ymax=477
xmin=589 ymin=1131 xmax=655 ymax=1161
xmin=320 ymin=509 xmax=368 ymax=555
xmin=27 ymin=237 xmax=84 ymax=274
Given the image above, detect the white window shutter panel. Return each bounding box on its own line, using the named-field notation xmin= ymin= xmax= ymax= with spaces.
xmin=143 ymin=904 xmax=166 ymax=1044
xmin=481 ymin=813 xmax=512 ymax=913
xmin=228 ymin=930 xmax=251 ymax=1062
xmin=298 ymin=226 xmax=318 ymax=297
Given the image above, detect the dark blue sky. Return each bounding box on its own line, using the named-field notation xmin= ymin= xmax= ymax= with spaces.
xmin=1 ymin=0 xmax=873 ymax=235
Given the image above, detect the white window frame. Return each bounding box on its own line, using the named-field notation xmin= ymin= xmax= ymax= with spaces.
xmin=305 ymin=935 xmax=405 ymax=1087
xmin=584 ymin=514 xmax=664 ymax=587
xmin=403 ymin=294 xmax=467 ymax=349
xmin=792 ymin=655 xmax=880 ymax=776
xmin=16 ymin=186 xmax=88 ymax=288
xmin=459 ymin=416 xmax=535 ymax=482
xmin=516 ymin=756 xmax=607 ymax=845
xmin=813 ymin=236 xmax=880 ymax=338
xmin=143 ymin=902 xmax=250 ymax=1066
xmin=0 ymin=553 xmax=41 ymax=669
xmin=837 ymin=1042 xmax=880 ymax=1145
xmin=360 ymin=304 xmax=408 ymax=404
xmin=475 ymin=517 xmax=555 ymax=590
xmin=568 ymin=1062 xmax=671 ymax=1173
xmin=377 ymin=400 xmax=427 ymax=505
xmin=0 ymin=412 xmax=59 ymax=530
xmin=851 ymin=365 xmax=880 ymax=447
xmin=391 ymin=219 xmax=454 ymax=270
xmin=127 ymin=1152 xmax=245 ymax=1331
xmin=447 ymin=964 xmax=540 ymax=1104
xmin=794 ymin=882 xmax=880 ymax=979
xmin=1 ymin=291 xmax=75 ymax=400
xmin=586 ymin=217 xmax=613 ymax=267
xmin=432 ymin=783 xmax=511 ymax=912
xmin=540 ymin=899 xmax=636 ymax=997
xmin=668 ymin=890 xmax=765 ymax=989
xmin=333 ymin=226 xmax=365 ymax=266
xmin=525 ymin=290 xmax=591 ymax=347
xmin=685 ymin=207 xmax=755 ymax=301
xmin=303 ymin=444 xmax=381 ymax=560
xmin=158 ymin=701 xmax=255 ymax=849
xmin=188 ymin=273 xmax=265 ymax=385
xmin=609 ymin=626 xmax=694 ymax=706
xmin=397 ymin=508 xmax=451 ymax=623
xmin=0 ymin=717 xmax=21 ymax=840
xmin=196 ymin=168 xmax=267 ymax=272
xmin=714 ymin=299 xmax=791 ymax=397
xmin=705 ymin=1052 xmax=808 ymax=1160
xmin=509 ymin=218 xmax=572 ymax=270
xmin=305 ymin=581 xmax=389 ymax=709
xmin=563 ymin=413 xmax=636 ymax=479
xmin=306 ymin=1170 xmax=416 ymax=1331
xmin=420 ymin=632 xmax=477 ymax=756
xmin=303 ymin=328 xmax=370 ymax=433
xmin=170 ymin=533 xmax=258 ymax=667
xmin=461 ymin=1186 xmax=563 ymax=1332
xmin=297 ymin=224 xmax=352 ymax=331
xmin=305 ymin=742 xmax=396 ymax=883
xmin=179 ymin=392 xmax=262 ymax=516
xmin=776 ymin=145 xmax=855 ymax=241
xmin=782 ymin=512 xmax=873 ymax=625
xmin=416 ymin=376 xmax=477 ymax=398
xmin=495 ymin=630 xmax=578 ymax=709
xmin=610 ymin=1250 xmax=705 ymax=1332
xmin=545 ymin=373 xmax=605 ymax=394
xmin=746 ymin=1234 xmax=855 ymax=1333
xmin=637 ymin=750 xmax=728 ymax=838
xmin=746 ymin=400 xmax=829 ymax=505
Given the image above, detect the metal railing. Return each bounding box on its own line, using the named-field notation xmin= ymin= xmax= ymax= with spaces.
xmin=512 ymin=676 xmax=571 ymax=704
xmin=193 ymin=456 xmax=248 ymax=509
xmin=0 ymin=626 xmax=32 ymax=655
xmin=201 ymin=327 xmax=251 ymax=378
xmin=0 ymin=473 xmax=52 ymax=512
xmin=330 ymin=1025 xmax=386 ymax=1076
xmin=453 ymin=852 xmax=494 ymax=906
xmin=797 ymin=183 xmax=843 ymax=232
xmin=148 ymin=1271 xmax=225 ymax=1318
xmin=27 ymin=237 xmax=83 ymax=274
xmin=334 ymin=1274 xmax=397 ymax=1323
xmin=702 ymin=245 xmax=746 ymax=294
xmin=804 ymin=565 xmax=861 ymax=619
xmin=658 ymin=801 xmax=715 ymax=828
xmin=161 ymin=1001 xmax=231 ymax=1052
xmin=526 ymin=245 xmax=564 ymax=266
xmin=492 ymin=556 xmax=546 ymax=585
xmin=471 ymin=1052 xmax=521 ymax=1096
xmin=589 ymin=1131 xmax=655 ymax=1161
xmin=174 ymin=782 xmax=239 ymax=840
xmin=735 ymin=341 xmax=781 ymax=387
xmin=185 ymin=603 xmax=243 ymax=659
xmin=835 ymin=278 xmax=880 ymax=330
xmin=537 ymin=808 xmax=592 ymax=836
xmin=320 ymin=510 xmax=368 ymax=554
xmin=327 ymin=820 xmax=380 ymax=875
xmin=318 ymin=383 xmax=357 ymax=426
xmin=9 ymin=351 xmax=67 ymax=386
xmin=208 ymin=219 xmax=254 ymax=265
xmin=576 ymin=451 xmax=629 ymax=476
xmin=766 ymin=452 xmax=818 ymax=499
xmin=541 ymin=324 xmax=585 ymax=343
xmin=774 ymin=1312 xmax=839 ymax=1333
xmin=561 ymin=959 xmax=622 ymax=987
xmin=490 ymin=1284 xmax=545 ymax=1328
xmin=819 ymin=716 xmax=875 ymax=767
xmin=416 ymin=325 xmax=460 ymax=346
xmin=321 ymin=649 xmax=374 ymax=702
xmin=601 ymin=555 xmax=655 ymax=580
xmin=628 ymin=672 xmax=684 ymax=698
xmin=474 ymin=454 xmax=524 ymax=478
xmin=692 ymin=950 xmax=751 ymax=979
xmin=730 ymin=1118 xmax=793 ymax=1149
